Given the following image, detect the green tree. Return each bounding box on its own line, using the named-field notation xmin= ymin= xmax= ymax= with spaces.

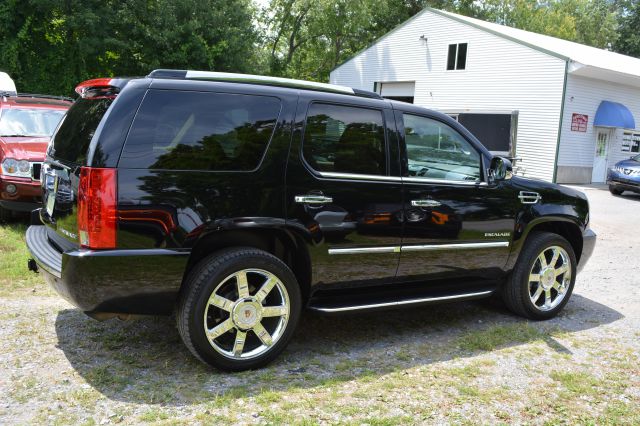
xmin=615 ymin=0 xmax=640 ymax=57
xmin=0 ymin=0 xmax=260 ymax=96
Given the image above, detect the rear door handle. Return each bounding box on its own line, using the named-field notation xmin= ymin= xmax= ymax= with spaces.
xmin=411 ymin=199 xmax=441 ymax=208
xmin=295 ymin=195 xmax=333 ymax=204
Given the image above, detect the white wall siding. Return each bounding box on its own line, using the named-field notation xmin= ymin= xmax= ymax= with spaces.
xmin=330 ymin=10 xmax=567 ymax=182
xmin=558 ymin=74 xmax=640 ymax=169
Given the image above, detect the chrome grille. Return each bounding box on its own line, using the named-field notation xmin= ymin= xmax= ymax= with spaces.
xmin=614 ymin=165 xmax=640 ymax=176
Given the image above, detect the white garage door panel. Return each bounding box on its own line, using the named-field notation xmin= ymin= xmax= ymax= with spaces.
xmin=379 ymin=82 xmax=415 ymax=97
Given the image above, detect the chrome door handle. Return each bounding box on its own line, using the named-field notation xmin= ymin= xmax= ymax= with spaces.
xmin=295 ymin=195 xmax=333 ymax=204
xmin=411 ymin=199 xmax=441 ymax=208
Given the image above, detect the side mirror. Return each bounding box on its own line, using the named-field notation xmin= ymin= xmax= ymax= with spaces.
xmin=488 ymin=156 xmax=513 ymax=183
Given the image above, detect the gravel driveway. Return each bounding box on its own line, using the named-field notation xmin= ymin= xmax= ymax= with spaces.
xmin=0 ymin=184 xmax=638 ymax=425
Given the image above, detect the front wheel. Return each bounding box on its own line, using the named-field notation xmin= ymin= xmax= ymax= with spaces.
xmin=609 ymin=185 xmax=623 ymax=195
xmin=0 ymin=207 xmax=13 ymax=223
xmin=502 ymin=232 xmax=576 ymax=320
xmin=177 ymin=248 xmax=301 ymax=371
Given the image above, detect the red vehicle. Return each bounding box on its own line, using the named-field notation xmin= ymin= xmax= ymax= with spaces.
xmin=0 ymin=93 xmax=71 ymax=220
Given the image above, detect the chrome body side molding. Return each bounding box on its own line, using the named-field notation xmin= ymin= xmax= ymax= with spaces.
xmin=328 ymin=246 xmax=400 ymax=255
xmin=400 ymin=241 xmax=509 ymax=252
xmin=308 ymin=290 xmax=494 ymax=313
xmin=328 ymin=241 xmax=509 ymax=255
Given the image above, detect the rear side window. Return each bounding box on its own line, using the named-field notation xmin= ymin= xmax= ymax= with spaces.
xmin=119 ymin=90 xmax=281 ymax=171
xmin=50 ymin=98 xmax=113 ymax=163
xmin=303 ymin=103 xmax=386 ymax=175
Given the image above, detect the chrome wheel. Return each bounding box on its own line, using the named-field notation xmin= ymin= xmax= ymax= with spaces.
xmin=528 ymin=246 xmax=572 ymax=311
xmin=203 ymin=268 xmax=290 ymax=360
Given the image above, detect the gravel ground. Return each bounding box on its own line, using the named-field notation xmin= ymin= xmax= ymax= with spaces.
xmin=0 ymin=184 xmax=638 ymax=425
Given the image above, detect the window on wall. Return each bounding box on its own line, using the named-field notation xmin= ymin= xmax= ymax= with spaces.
xmin=446 ymin=43 xmax=468 ymax=70
xmin=622 ymin=132 xmax=640 ymax=153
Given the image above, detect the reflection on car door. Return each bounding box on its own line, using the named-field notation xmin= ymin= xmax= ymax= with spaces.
xmin=286 ymin=95 xmax=403 ymax=289
xmin=396 ymin=111 xmax=515 ymax=283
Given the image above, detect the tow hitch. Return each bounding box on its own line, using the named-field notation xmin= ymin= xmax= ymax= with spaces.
xmin=27 ymin=259 xmax=38 ymax=273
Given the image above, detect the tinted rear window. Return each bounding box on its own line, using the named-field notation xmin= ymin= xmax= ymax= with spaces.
xmin=118 ymin=90 xmax=281 ymax=171
xmin=50 ymin=98 xmax=113 ymax=163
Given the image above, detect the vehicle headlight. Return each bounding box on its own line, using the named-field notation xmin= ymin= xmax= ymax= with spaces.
xmin=18 ymin=160 xmax=30 ymax=173
xmin=3 ymin=158 xmax=18 ymax=174
xmin=2 ymin=158 xmax=31 ymax=177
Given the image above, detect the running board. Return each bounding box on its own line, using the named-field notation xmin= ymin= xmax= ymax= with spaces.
xmin=307 ymin=290 xmax=493 ymax=313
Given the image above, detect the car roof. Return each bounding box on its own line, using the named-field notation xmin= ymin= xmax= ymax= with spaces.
xmin=147 ymin=69 xmax=383 ymax=100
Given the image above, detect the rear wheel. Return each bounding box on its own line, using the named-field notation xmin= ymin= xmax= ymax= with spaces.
xmin=609 ymin=185 xmax=623 ymax=195
xmin=177 ymin=248 xmax=301 ymax=371
xmin=502 ymin=232 xmax=576 ymax=320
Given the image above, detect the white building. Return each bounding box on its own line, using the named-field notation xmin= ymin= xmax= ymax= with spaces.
xmin=329 ymin=8 xmax=640 ymax=183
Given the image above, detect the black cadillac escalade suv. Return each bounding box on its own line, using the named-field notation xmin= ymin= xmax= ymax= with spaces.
xmin=26 ymin=70 xmax=596 ymax=371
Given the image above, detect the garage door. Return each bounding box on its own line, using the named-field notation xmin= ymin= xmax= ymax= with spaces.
xmin=377 ymin=82 xmax=415 ymax=104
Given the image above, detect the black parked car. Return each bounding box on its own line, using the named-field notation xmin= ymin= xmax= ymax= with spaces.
xmin=26 ymin=70 xmax=596 ymax=371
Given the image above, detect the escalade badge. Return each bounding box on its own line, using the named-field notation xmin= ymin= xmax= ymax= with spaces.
xmin=485 ymin=232 xmax=510 ymax=237
xmin=59 ymin=228 xmax=78 ymax=240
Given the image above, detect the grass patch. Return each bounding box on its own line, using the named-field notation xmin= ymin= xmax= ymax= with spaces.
xmin=549 ymin=371 xmax=600 ymax=397
xmin=0 ymin=222 xmax=44 ymax=295
xmin=139 ymin=408 xmax=170 ymax=422
xmin=457 ymin=323 xmax=543 ymax=352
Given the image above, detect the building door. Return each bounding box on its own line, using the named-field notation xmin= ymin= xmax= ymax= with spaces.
xmin=592 ymin=129 xmax=612 ymax=183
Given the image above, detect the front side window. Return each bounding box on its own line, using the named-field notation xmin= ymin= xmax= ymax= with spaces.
xmin=303 ymin=103 xmax=386 ymax=175
xmin=119 ymin=90 xmax=281 ymax=171
xmin=403 ymin=114 xmax=480 ymax=182
xmin=0 ymin=108 xmax=66 ymax=137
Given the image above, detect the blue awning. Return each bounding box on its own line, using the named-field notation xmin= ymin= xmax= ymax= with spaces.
xmin=594 ymin=101 xmax=636 ymax=129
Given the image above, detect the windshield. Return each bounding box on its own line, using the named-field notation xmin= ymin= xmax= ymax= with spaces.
xmin=633 ymin=154 xmax=640 ymax=162
xmin=0 ymin=108 xmax=66 ymax=137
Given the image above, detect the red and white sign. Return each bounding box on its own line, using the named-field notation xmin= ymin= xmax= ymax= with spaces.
xmin=571 ymin=113 xmax=588 ymax=132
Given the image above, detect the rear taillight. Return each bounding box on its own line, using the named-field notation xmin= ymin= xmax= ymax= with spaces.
xmin=77 ymin=167 xmax=117 ymax=249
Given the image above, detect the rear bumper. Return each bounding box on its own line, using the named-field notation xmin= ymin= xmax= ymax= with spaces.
xmin=26 ymin=225 xmax=189 ymax=315
xmin=578 ymin=228 xmax=596 ymax=273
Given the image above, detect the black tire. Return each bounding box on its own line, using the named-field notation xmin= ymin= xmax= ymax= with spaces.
xmin=176 ymin=247 xmax=301 ymax=371
xmin=0 ymin=207 xmax=12 ymax=223
xmin=502 ymin=232 xmax=577 ymax=320
xmin=609 ymin=185 xmax=623 ymax=195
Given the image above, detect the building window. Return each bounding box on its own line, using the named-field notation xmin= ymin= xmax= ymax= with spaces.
xmin=622 ymin=131 xmax=640 ymax=153
xmin=447 ymin=43 xmax=468 ymax=70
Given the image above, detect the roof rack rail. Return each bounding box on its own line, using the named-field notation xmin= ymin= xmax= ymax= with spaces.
xmin=17 ymin=93 xmax=74 ymax=102
xmin=147 ymin=69 xmax=383 ymax=100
